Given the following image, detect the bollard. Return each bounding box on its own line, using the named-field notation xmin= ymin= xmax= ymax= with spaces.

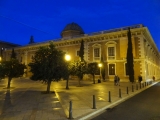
xmin=119 ymin=89 xmax=121 ymax=98
xmin=127 ymin=87 xmax=129 ymax=94
xmin=92 ymin=95 xmax=96 ymax=109
xmin=69 ymin=101 xmax=73 ymax=119
xmin=136 ymin=84 xmax=138 ymax=90
xmin=132 ymin=85 xmax=134 ymax=92
xmin=140 ymin=83 xmax=141 ymax=89
xmin=108 ymin=91 xmax=111 ymax=102
xmin=145 ymin=82 xmax=146 ymax=87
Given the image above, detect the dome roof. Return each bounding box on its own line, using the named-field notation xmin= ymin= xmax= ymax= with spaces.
xmin=61 ymin=22 xmax=84 ymax=37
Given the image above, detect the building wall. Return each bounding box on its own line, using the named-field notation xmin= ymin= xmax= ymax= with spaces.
xmin=4 ymin=25 xmax=160 ymax=82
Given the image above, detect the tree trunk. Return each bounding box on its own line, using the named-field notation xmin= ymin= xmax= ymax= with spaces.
xmin=7 ymin=77 xmax=12 ymax=89
xmin=78 ymin=78 xmax=81 ymax=87
xmin=46 ymin=80 xmax=51 ymax=93
xmin=93 ymin=74 xmax=95 ymax=84
xmin=66 ymin=78 xmax=69 ymax=89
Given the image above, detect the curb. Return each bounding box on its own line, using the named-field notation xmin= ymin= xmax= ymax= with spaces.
xmin=78 ymin=81 xmax=159 ymax=120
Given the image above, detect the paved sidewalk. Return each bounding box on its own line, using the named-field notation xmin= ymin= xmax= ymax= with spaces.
xmin=0 ymin=78 xmax=157 ymax=120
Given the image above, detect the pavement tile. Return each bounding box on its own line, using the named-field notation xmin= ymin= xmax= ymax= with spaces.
xmin=0 ymin=78 xmax=157 ymax=120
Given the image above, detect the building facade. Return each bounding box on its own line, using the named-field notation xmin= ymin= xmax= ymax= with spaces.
xmin=4 ymin=23 xmax=160 ymax=82
xmin=0 ymin=40 xmax=20 ymax=61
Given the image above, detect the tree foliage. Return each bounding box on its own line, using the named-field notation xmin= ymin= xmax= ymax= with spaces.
xmin=0 ymin=48 xmax=26 ymax=88
xmin=126 ymin=28 xmax=134 ymax=82
xmin=0 ymin=59 xmax=26 ymax=88
xmin=0 ymin=63 xmax=6 ymax=80
xmin=70 ymin=60 xmax=87 ymax=86
xmin=87 ymin=62 xmax=98 ymax=84
xmin=28 ymin=43 xmax=68 ymax=93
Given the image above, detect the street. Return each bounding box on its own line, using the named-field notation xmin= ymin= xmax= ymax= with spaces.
xmin=92 ymin=82 xmax=160 ymax=120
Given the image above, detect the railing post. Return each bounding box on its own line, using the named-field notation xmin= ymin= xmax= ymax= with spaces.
xmin=92 ymin=95 xmax=96 ymax=109
xmin=69 ymin=101 xmax=73 ymax=119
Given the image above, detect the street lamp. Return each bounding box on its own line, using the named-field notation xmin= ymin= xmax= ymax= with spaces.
xmin=98 ymin=63 xmax=102 ymax=82
xmin=65 ymin=54 xmax=71 ymax=61
xmin=65 ymin=54 xmax=71 ymax=89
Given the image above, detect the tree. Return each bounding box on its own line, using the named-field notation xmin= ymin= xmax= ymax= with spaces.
xmin=29 ymin=35 xmax=35 ymax=44
xmin=70 ymin=60 xmax=87 ymax=86
xmin=0 ymin=63 xmax=6 ymax=81
xmin=4 ymin=59 xmax=26 ymax=88
xmin=126 ymin=28 xmax=134 ymax=83
xmin=79 ymin=40 xmax=84 ymax=62
xmin=28 ymin=43 xmax=68 ymax=93
xmin=0 ymin=48 xmax=26 ymax=88
xmin=87 ymin=62 xmax=98 ymax=84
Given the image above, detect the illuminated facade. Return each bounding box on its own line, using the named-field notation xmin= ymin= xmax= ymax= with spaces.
xmin=0 ymin=40 xmax=20 ymax=60
xmin=4 ymin=23 xmax=160 ymax=81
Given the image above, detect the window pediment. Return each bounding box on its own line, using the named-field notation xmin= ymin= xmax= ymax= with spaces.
xmin=92 ymin=43 xmax=101 ymax=47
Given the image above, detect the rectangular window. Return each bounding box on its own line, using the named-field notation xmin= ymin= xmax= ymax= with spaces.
xmin=109 ymin=64 xmax=115 ymax=75
xmin=77 ymin=50 xmax=80 ymax=56
xmin=94 ymin=48 xmax=100 ymax=57
xmin=125 ymin=63 xmax=129 ymax=75
xmin=108 ymin=47 xmax=115 ymax=59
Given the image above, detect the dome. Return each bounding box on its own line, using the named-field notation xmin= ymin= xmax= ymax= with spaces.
xmin=61 ymin=22 xmax=84 ymax=38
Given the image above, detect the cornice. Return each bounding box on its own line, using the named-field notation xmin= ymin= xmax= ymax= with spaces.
xmin=5 ymin=25 xmax=147 ymax=52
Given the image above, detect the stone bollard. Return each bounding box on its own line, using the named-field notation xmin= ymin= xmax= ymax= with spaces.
xmin=92 ymin=95 xmax=96 ymax=109
xmin=108 ymin=91 xmax=111 ymax=102
xmin=69 ymin=101 xmax=73 ymax=119
xmin=127 ymin=87 xmax=129 ymax=94
xmin=119 ymin=89 xmax=121 ymax=98
xmin=132 ymin=85 xmax=134 ymax=92
xmin=136 ymin=84 xmax=138 ymax=90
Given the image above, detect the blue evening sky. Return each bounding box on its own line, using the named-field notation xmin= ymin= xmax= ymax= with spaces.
xmin=0 ymin=0 xmax=160 ymax=50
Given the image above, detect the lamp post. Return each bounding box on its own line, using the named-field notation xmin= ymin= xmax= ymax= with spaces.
xmin=0 ymin=56 xmax=2 ymax=64
xmin=65 ymin=54 xmax=71 ymax=89
xmin=98 ymin=63 xmax=102 ymax=81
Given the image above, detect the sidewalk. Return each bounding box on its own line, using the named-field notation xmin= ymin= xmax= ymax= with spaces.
xmin=0 ymin=78 xmax=158 ymax=120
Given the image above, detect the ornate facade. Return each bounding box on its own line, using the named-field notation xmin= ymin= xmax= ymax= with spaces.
xmin=4 ymin=23 xmax=160 ymax=81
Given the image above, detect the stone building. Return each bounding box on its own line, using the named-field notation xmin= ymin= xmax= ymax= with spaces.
xmin=4 ymin=23 xmax=160 ymax=81
xmin=0 ymin=40 xmax=20 ymax=61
